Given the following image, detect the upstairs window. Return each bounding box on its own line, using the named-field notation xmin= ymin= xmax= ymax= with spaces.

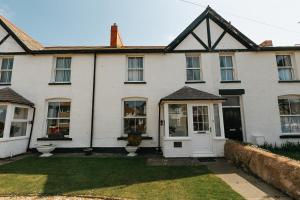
xmin=127 ymin=57 xmax=144 ymax=82
xmin=123 ymin=100 xmax=146 ymax=135
xmin=0 ymin=58 xmax=14 ymax=84
xmin=276 ymin=55 xmax=294 ymax=81
xmin=47 ymin=101 xmax=71 ymax=138
xmin=186 ymin=55 xmax=201 ymax=81
xmin=220 ymin=55 xmax=234 ymax=81
xmin=278 ymin=96 xmax=300 ymax=133
xmin=54 ymin=57 xmax=71 ymax=83
xmin=10 ymin=107 xmax=29 ymax=137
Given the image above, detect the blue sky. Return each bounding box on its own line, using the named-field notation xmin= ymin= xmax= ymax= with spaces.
xmin=0 ymin=0 xmax=300 ymax=46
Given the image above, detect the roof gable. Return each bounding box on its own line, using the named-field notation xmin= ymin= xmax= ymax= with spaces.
xmin=166 ymin=6 xmax=258 ymax=51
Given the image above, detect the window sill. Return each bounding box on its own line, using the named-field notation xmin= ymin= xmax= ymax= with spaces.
xmin=164 ymin=137 xmax=191 ymax=141
xmin=117 ymin=136 xmax=153 ymax=140
xmin=0 ymin=83 xmax=11 ymax=86
xmin=48 ymin=82 xmax=71 ymax=85
xmin=220 ymin=80 xmax=241 ymax=83
xmin=37 ymin=137 xmax=72 ymax=141
xmin=185 ymin=81 xmax=205 ymax=84
xmin=124 ymin=81 xmax=146 ymax=84
xmin=0 ymin=136 xmax=29 ymax=142
xmin=279 ymin=134 xmax=300 ymax=139
xmin=278 ymin=80 xmax=300 ymax=83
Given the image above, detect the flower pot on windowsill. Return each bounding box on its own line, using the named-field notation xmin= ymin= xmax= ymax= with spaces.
xmin=125 ymin=132 xmax=142 ymax=157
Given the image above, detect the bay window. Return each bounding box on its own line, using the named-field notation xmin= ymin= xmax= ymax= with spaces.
xmin=127 ymin=57 xmax=144 ymax=82
xmin=123 ymin=100 xmax=146 ymax=135
xmin=278 ymin=96 xmax=300 ymax=133
xmin=276 ymin=55 xmax=294 ymax=81
xmin=47 ymin=101 xmax=71 ymax=138
xmin=0 ymin=58 xmax=14 ymax=84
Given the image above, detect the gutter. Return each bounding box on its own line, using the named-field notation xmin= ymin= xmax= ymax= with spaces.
xmin=90 ymin=53 xmax=97 ymax=148
xmin=27 ymin=107 xmax=36 ymax=151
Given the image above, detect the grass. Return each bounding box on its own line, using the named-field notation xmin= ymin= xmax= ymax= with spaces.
xmin=260 ymin=142 xmax=300 ymax=161
xmin=0 ymin=156 xmax=244 ymax=200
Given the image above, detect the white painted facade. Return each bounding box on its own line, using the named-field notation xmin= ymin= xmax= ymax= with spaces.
xmin=0 ymin=7 xmax=300 ymax=158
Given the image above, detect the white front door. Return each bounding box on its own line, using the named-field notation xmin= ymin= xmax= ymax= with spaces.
xmin=189 ymin=104 xmax=214 ymax=157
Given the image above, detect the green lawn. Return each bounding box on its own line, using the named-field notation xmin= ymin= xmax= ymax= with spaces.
xmin=0 ymin=156 xmax=244 ymax=200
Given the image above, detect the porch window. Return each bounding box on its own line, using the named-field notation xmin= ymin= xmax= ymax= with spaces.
xmin=168 ymin=104 xmax=188 ymax=137
xmin=186 ymin=55 xmax=201 ymax=81
xmin=276 ymin=55 xmax=294 ymax=81
xmin=127 ymin=57 xmax=144 ymax=82
xmin=0 ymin=58 xmax=14 ymax=84
xmin=278 ymin=96 xmax=300 ymax=133
xmin=192 ymin=106 xmax=209 ymax=132
xmin=0 ymin=105 xmax=7 ymax=138
xmin=220 ymin=55 xmax=234 ymax=81
xmin=54 ymin=57 xmax=71 ymax=83
xmin=123 ymin=100 xmax=146 ymax=134
xmin=10 ymin=107 xmax=29 ymax=137
xmin=47 ymin=101 xmax=71 ymax=138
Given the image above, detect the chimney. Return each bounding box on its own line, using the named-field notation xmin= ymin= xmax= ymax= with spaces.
xmin=259 ymin=40 xmax=273 ymax=47
xmin=110 ymin=23 xmax=124 ymax=48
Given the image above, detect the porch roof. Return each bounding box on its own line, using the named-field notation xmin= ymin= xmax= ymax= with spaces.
xmin=160 ymin=86 xmax=225 ymax=102
xmin=0 ymin=87 xmax=34 ymax=106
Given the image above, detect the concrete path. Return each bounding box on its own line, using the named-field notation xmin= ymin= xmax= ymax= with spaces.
xmin=204 ymin=159 xmax=290 ymax=200
xmin=0 ymin=154 xmax=30 ymax=166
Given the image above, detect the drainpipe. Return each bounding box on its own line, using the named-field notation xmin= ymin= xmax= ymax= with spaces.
xmin=90 ymin=53 xmax=97 ymax=148
xmin=27 ymin=107 xmax=36 ymax=152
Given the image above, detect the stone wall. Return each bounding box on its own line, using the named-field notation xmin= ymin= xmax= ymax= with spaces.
xmin=225 ymin=140 xmax=300 ymax=200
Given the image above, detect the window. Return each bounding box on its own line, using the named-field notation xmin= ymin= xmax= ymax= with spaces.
xmin=0 ymin=105 xmax=7 ymax=138
xmin=168 ymin=104 xmax=188 ymax=137
xmin=186 ymin=56 xmax=201 ymax=81
xmin=10 ymin=107 xmax=29 ymax=137
xmin=278 ymin=96 xmax=300 ymax=133
xmin=54 ymin=57 xmax=71 ymax=83
xmin=276 ymin=55 xmax=294 ymax=80
xmin=192 ymin=106 xmax=209 ymax=132
xmin=47 ymin=101 xmax=71 ymax=138
xmin=213 ymin=104 xmax=221 ymax=137
xmin=0 ymin=58 xmax=13 ymax=84
xmin=123 ymin=100 xmax=146 ymax=134
xmin=127 ymin=57 xmax=143 ymax=82
xmin=220 ymin=55 xmax=234 ymax=81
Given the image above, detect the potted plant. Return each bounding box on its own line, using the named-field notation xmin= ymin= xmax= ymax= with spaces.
xmin=125 ymin=131 xmax=142 ymax=157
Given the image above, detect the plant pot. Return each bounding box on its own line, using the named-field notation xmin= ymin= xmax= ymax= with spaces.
xmin=36 ymin=144 xmax=56 ymax=157
xmin=125 ymin=146 xmax=138 ymax=157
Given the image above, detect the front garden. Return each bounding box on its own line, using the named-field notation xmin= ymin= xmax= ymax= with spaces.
xmin=260 ymin=142 xmax=300 ymax=161
xmin=0 ymin=156 xmax=244 ymax=200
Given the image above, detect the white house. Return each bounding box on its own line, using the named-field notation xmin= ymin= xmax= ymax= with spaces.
xmin=0 ymin=7 xmax=300 ymax=158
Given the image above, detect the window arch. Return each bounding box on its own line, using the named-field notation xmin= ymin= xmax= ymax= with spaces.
xmin=278 ymin=95 xmax=300 ymax=134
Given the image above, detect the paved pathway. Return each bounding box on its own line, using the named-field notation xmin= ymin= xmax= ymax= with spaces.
xmin=147 ymin=157 xmax=291 ymax=200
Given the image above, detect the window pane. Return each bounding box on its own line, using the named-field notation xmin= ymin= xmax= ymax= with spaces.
xmin=290 ymin=99 xmax=300 ymax=115
xmin=192 ymin=106 xmax=209 ymax=132
xmin=278 ymin=99 xmax=290 ymax=115
xmin=168 ymin=104 xmax=188 ymax=137
xmin=124 ymin=118 xmax=146 ymax=135
xmin=48 ymin=102 xmax=59 ymax=118
xmin=10 ymin=122 xmax=27 ymax=137
xmin=186 ymin=57 xmax=200 ymax=68
xmin=220 ymin=56 xmax=233 ymax=68
xmin=55 ymin=70 xmax=70 ymax=82
xmin=223 ymin=96 xmax=240 ymax=107
xmin=187 ymin=69 xmax=193 ymax=81
xmin=128 ymin=57 xmax=143 ymax=69
xmin=221 ymin=69 xmax=233 ymax=81
xmin=281 ymin=116 xmax=300 ymax=133
xmin=0 ymin=105 xmax=7 ymax=138
xmin=124 ymin=101 xmax=146 ymax=117
xmin=278 ymin=68 xmax=292 ymax=81
xmin=193 ymin=69 xmax=201 ymax=80
xmin=1 ymin=58 xmax=13 ymax=70
xmin=187 ymin=69 xmax=201 ymax=81
xmin=214 ymin=104 xmax=221 ymax=137
xmin=128 ymin=69 xmax=143 ymax=81
xmin=0 ymin=71 xmax=12 ymax=83
xmin=59 ymin=102 xmax=71 ymax=118
xmin=47 ymin=119 xmax=59 ymax=136
xmin=276 ymin=55 xmax=291 ymax=67
xmin=14 ymin=107 xmax=28 ymax=120
xmin=59 ymin=119 xmax=70 ymax=136
xmin=56 ymin=58 xmax=71 ymax=69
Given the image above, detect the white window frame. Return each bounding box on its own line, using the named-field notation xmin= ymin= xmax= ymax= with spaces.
xmin=278 ymin=96 xmax=300 ymax=134
xmin=52 ymin=57 xmax=72 ymax=83
xmin=122 ymin=97 xmax=147 ymax=136
xmin=9 ymin=105 xmax=30 ymax=138
xmin=219 ymin=54 xmax=237 ymax=81
xmin=126 ymin=56 xmax=144 ymax=82
xmin=44 ymin=99 xmax=71 ymax=138
xmin=185 ymin=54 xmax=202 ymax=82
xmin=0 ymin=103 xmax=8 ymax=139
xmin=276 ymin=54 xmax=296 ymax=81
xmin=0 ymin=57 xmax=14 ymax=84
xmin=191 ymin=105 xmax=210 ymax=133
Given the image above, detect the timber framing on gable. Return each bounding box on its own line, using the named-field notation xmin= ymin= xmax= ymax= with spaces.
xmin=165 ymin=6 xmax=259 ymax=52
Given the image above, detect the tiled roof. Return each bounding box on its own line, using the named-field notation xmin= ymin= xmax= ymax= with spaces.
xmin=0 ymin=15 xmax=43 ymax=51
xmin=0 ymin=87 xmax=34 ymax=106
xmin=161 ymin=86 xmax=225 ymax=101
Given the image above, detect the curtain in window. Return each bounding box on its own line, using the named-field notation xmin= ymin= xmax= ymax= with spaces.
xmin=0 ymin=58 xmax=13 ymax=83
xmin=55 ymin=58 xmax=71 ymax=82
xmin=278 ymin=97 xmax=300 ymax=133
xmin=278 ymin=68 xmax=292 ymax=81
xmin=186 ymin=56 xmax=201 ymax=81
xmin=220 ymin=56 xmax=234 ymax=81
xmin=128 ymin=57 xmax=143 ymax=81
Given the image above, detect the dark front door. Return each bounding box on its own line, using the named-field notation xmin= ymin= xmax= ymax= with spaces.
xmin=223 ymin=107 xmax=243 ymax=141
